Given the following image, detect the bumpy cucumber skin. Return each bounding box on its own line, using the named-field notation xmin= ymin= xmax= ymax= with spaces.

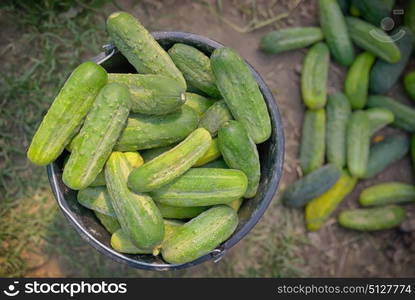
xmin=63 ymin=83 xmax=131 ymax=190
xmin=157 ymin=203 xmax=208 ymax=219
xmin=198 ymin=100 xmax=233 ymax=137
xmin=305 ymin=171 xmax=357 ymax=231
xmin=283 ymin=164 xmax=341 ymax=208
xmin=359 ymin=182 xmax=415 ymax=207
xmin=128 ymin=128 xmax=212 ymax=193
xmin=260 ymin=27 xmax=324 ymax=54
xmin=300 ymin=109 xmax=326 ymax=175
xmin=161 ymin=205 xmax=238 ymax=264
xmin=301 ymin=42 xmax=330 ymax=110
xmin=27 ymin=62 xmax=107 ymax=166
xmin=106 ymin=12 xmax=186 ymax=89
xmin=404 ymin=72 xmax=415 ymax=102
xmin=346 ymin=17 xmax=401 ymax=63
xmin=405 ymin=0 xmax=415 ymax=37
xmin=184 ymin=93 xmax=216 ymax=117
xmin=151 ymin=168 xmax=248 ymax=207
xmin=211 ymin=47 xmax=271 ymax=144
xmin=108 ymin=73 xmax=185 ymax=115
xmin=77 ymin=186 xmax=116 ymax=217
xmin=115 ymin=106 xmax=199 ymax=151
xmin=319 ymin=0 xmax=355 ymax=66
xmin=351 ymin=0 xmax=393 ymax=25
xmin=338 ymin=205 xmax=406 ymax=231
xmin=344 ymin=52 xmax=376 ymax=109
xmin=168 ymin=43 xmax=221 ymax=98
xmin=95 ymin=212 xmax=120 ymax=234
xmin=347 ymin=111 xmax=370 ymax=178
xmin=366 ymin=107 xmax=395 ymax=135
xmin=105 ymin=152 xmax=164 ymax=249
xmin=370 ymin=27 xmax=414 ymax=94
xmin=193 ymin=138 xmax=221 ymax=167
xmin=201 ymin=158 xmax=229 ymax=169
xmin=326 ymin=93 xmax=351 ymax=169
xmin=363 ymin=135 xmax=409 ymax=179
xmin=367 ymin=95 xmax=415 ymax=133
xmin=218 ymin=120 xmax=260 ymax=198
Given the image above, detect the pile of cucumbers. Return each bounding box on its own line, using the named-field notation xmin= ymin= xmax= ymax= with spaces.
xmin=27 ymin=12 xmax=272 ymax=264
xmin=262 ymin=0 xmax=415 ymax=232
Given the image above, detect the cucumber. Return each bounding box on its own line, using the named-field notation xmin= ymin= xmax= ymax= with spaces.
xmin=106 ymin=12 xmax=186 ymax=89
xmin=366 ymin=107 xmax=395 ymax=135
xmin=344 ymin=52 xmax=376 ymax=109
xmin=228 ymin=198 xmax=243 ymax=211
xmin=201 ymin=158 xmax=229 ymax=169
xmin=193 ymin=138 xmax=221 ymax=167
xmin=300 ymin=109 xmax=326 ymax=175
xmin=260 ymin=27 xmax=324 ymax=54
xmin=367 ymin=95 xmax=415 ymax=133
xmin=108 ymin=73 xmax=185 ymax=115
xmin=198 ymin=100 xmax=233 ymax=137
xmin=184 ymin=93 xmax=216 ymax=117
xmin=218 ymin=120 xmax=260 ymax=198
xmin=363 ymin=135 xmax=409 ymax=178
xmin=89 ymin=172 xmax=106 ymax=187
xmin=301 ymin=42 xmax=330 ymax=110
xmin=168 ymin=43 xmax=221 ymax=98
xmin=95 ymin=212 xmax=120 ymax=234
xmin=141 ymin=145 xmax=175 ymax=163
xmin=347 ymin=110 xmax=370 ymax=178
xmin=326 ymin=93 xmax=351 ymax=169
xmin=283 ymin=164 xmax=341 ymax=208
xmin=115 ymin=105 xmax=199 ymax=151
xmin=359 ymin=182 xmax=415 ymax=207
xmin=319 ymin=0 xmax=355 ymax=66
xmin=77 ymin=186 xmax=116 ymax=217
xmin=338 ymin=205 xmax=406 ymax=231
xmin=63 ymin=83 xmax=131 ymax=190
xmin=346 ymin=17 xmax=401 ymax=63
xmin=128 ymin=128 xmax=212 ymax=192
xmin=404 ymin=71 xmax=415 ymax=102
xmin=105 ymin=152 xmax=164 ymax=249
xmin=211 ymin=47 xmax=271 ymax=144
xmin=350 ymin=0 xmax=393 ymax=25
xmin=157 ymin=203 xmax=208 ymax=219
xmin=151 ymin=168 xmax=248 ymax=207
xmin=27 ymin=62 xmax=107 ymax=166
xmin=161 ymin=205 xmax=238 ymax=264
xmin=305 ymin=170 xmax=357 ymax=231
xmin=405 ymin=0 xmax=415 ymax=37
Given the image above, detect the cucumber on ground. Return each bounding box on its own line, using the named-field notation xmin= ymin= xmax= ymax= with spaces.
xmin=218 ymin=120 xmax=260 ymax=198
xmin=260 ymin=27 xmax=324 ymax=54
xmin=128 ymin=128 xmax=212 ymax=192
xmin=404 ymin=71 xmax=415 ymax=102
xmin=338 ymin=205 xmax=406 ymax=231
xmin=326 ymin=93 xmax=351 ymax=169
xmin=359 ymin=182 xmax=415 ymax=207
xmin=301 ymin=42 xmax=330 ymax=110
xmin=184 ymin=93 xmax=216 ymax=117
xmin=77 ymin=186 xmax=116 ymax=217
xmin=193 ymin=138 xmax=221 ymax=167
xmin=27 ymin=62 xmax=107 ymax=166
xmin=156 ymin=203 xmax=209 ymax=219
xmin=283 ymin=164 xmax=341 ymax=208
xmin=95 ymin=212 xmax=120 ymax=234
xmin=351 ymin=0 xmax=394 ymax=26
xmin=198 ymin=100 xmax=233 ymax=137
xmin=300 ymin=109 xmax=326 ymax=175
xmin=211 ymin=47 xmax=271 ymax=144
xmin=161 ymin=205 xmax=238 ymax=264
xmin=366 ymin=107 xmax=395 ymax=135
xmin=347 ymin=110 xmax=370 ymax=178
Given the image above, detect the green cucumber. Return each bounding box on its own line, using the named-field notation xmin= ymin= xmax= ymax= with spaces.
xmin=350 ymin=0 xmax=393 ymax=25
xmin=347 ymin=110 xmax=370 ymax=178
xmin=260 ymin=27 xmax=324 ymax=54
xmin=157 ymin=203 xmax=209 ymax=219
xmin=108 ymin=73 xmax=185 ymax=115
xmin=27 ymin=62 xmax=107 ymax=166
xmin=344 ymin=52 xmax=376 ymax=109
xmin=338 ymin=205 xmax=406 ymax=231
xmin=141 ymin=145 xmax=175 ymax=163
xmin=198 ymin=100 xmax=233 ymax=137
xmin=106 ymin=12 xmax=186 ymax=89
xmin=201 ymin=158 xmax=229 ymax=169
xmin=128 ymin=128 xmax=212 ymax=192
xmin=363 ymin=135 xmax=409 ymax=179
xmin=63 ymin=83 xmax=130 ymax=190
xmin=151 ymin=168 xmax=248 ymax=207
xmin=366 ymin=107 xmax=395 ymax=135
xmin=89 ymin=172 xmax=106 ymax=187
xmin=193 ymin=138 xmax=221 ymax=167
xmin=115 ymin=105 xmax=199 ymax=151
xmin=168 ymin=43 xmax=221 ymax=98
xmin=305 ymin=170 xmax=357 ymax=231
xmin=405 ymin=0 xmax=415 ymax=37
xmin=95 ymin=212 xmax=120 ymax=234
xmin=218 ymin=120 xmax=260 ymax=198
xmin=211 ymin=47 xmax=271 ymax=144
xmin=184 ymin=93 xmax=216 ymax=117
xmin=300 ymin=109 xmax=326 ymax=175
xmin=105 ymin=152 xmax=164 ymax=249
xmin=228 ymin=198 xmax=243 ymax=212
xmin=301 ymin=42 xmax=330 ymax=110
xmin=77 ymin=186 xmax=116 ymax=217
xmin=404 ymin=71 xmax=415 ymax=102
xmin=161 ymin=205 xmax=238 ymax=264
xmin=326 ymin=93 xmax=351 ymax=169
xmin=359 ymin=182 xmax=415 ymax=207
xmin=367 ymin=95 xmax=415 ymax=132
xmin=283 ymin=164 xmax=341 ymax=208
xmin=319 ymin=0 xmax=355 ymax=66
xmin=346 ymin=16 xmax=401 ymax=63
